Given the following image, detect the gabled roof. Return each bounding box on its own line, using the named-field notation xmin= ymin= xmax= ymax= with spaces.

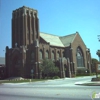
xmin=40 ymin=32 xmax=65 ymax=47
xmin=0 ymin=57 xmax=5 ymax=64
xmin=60 ymin=33 xmax=76 ymax=47
xmin=40 ymin=32 xmax=76 ymax=47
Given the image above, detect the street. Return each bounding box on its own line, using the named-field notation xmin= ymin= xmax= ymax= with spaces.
xmin=0 ymin=76 xmax=100 ymax=100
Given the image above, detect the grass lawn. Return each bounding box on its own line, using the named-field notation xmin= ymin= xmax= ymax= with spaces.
xmin=0 ymin=79 xmax=48 ymax=84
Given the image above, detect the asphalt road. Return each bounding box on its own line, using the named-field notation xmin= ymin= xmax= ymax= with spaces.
xmin=0 ymin=76 xmax=100 ymax=100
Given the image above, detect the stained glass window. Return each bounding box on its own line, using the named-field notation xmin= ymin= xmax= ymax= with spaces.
xmin=76 ymin=48 xmax=84 ymax=67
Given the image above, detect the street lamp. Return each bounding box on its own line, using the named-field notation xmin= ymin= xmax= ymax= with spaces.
xmin=38 ymin=62 xmax=42 ymax=79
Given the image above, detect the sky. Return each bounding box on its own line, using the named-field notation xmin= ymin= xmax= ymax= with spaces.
xmin=0 ymin=0 xmax=100 ymax=60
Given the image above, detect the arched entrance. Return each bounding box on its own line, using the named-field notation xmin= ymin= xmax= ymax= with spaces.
xmin=12 ymin=55 xmax=20 ymax=77
xmin=11 ymin=49 xmax=21 ymax=77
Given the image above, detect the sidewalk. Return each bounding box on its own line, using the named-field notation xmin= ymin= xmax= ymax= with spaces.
xmin=47 ymin=76 xmax=100 ymax=86
xmin=0 ymin=76 xmax=100 ymax=86
xmin=75 ymin=80 xmax=100 ymax=86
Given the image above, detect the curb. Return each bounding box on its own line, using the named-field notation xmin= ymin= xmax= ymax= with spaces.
xmin=75 ymin=82 xmax=100 ymax=86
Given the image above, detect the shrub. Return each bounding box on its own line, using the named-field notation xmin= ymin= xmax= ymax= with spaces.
xmin=52 ymin=76 xmax=60 ymax=79
xmin=44 ymin=77 xmax=52 ymax=79
xmin=40 ymin=58 xmax=59 ymax=77
xmin=76 ymin=68 xmax=90 ymax=76
xmin=91 ymin=77 xmax=100 ymax=81
xmin=76 ymin=73 xmax=90 ymax=76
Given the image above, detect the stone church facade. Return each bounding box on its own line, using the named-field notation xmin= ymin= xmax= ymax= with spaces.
xmin=5 ymin=6 xmax=91 ymax=79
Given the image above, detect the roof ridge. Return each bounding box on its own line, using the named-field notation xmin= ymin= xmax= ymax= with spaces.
xmin=40 ymin=32 xmax=77 ymax=37
xmin=60 ymin=33 xmax=76 ymax=37
xmin=40 ymin=32 xmax=59 ymax=37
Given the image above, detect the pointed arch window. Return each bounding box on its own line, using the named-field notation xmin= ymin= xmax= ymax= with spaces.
xmin=57 ymin=51 xmax=60 ymax=60
xmin=62 ymin=51 xmax=65 ymax=57
xmin=39 ymin=50 xmax=43 ymax=60
xmin=76 ymin=47 xmax=84 ymax=67
xmin=51 ymin=51 xmax=55 ymax=60
xmin=46 ymin=50 xmax=49 ymax=59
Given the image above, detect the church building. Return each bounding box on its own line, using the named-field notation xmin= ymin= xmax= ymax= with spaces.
xmin=5 ymin=6 xmax=92 ymax=79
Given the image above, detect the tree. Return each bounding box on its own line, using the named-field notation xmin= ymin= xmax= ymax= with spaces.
xmin=96 ymin=50 xmax=100 ymax=61
xmin=40 ymin=58 xmax=59 ymax=78
xmin=91 ymin=58 xmax=98 ymax=73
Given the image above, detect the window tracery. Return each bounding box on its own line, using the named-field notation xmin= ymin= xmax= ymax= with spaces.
xmin=76 ymin=47 xmax=84 ymax=67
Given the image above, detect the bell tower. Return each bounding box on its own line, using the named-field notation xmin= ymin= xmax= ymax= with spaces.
xmin=12 ymin=6 xmax=40 ymax=48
